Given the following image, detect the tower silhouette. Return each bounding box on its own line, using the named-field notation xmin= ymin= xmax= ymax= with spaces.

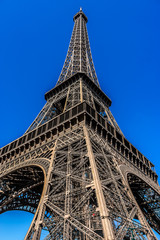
xmin=0 ymin=9 xmax=160 ymax=240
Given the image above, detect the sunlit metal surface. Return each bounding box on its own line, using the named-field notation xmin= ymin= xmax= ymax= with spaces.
xmin=0 ymin=8 xmax=160 ymax=240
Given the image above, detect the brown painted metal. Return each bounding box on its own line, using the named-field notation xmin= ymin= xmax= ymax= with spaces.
xmin=0 ymin=8 xmax=160 ymax=240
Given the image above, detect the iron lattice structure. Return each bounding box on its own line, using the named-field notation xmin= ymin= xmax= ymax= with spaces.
xmin=0 ymin=9 xmax=160 ymax=240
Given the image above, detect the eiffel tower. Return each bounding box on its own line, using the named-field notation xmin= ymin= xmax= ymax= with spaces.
xmin=0 ymin=8 xmax=160 ymax=240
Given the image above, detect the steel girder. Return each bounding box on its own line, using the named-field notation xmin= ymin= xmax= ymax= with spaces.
xmin=0 ymin=8 xmax=160 ymax=240
xmin=57 ymin=9 xmax=99 ymax=86
xmin=0 ymin=125 xmax=159 ymax=239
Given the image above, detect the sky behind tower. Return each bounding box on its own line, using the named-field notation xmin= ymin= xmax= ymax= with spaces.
xmin=0 ymin=0 xmax=160 ymax=239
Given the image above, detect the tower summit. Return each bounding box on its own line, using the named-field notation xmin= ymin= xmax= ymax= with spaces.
xmin=57 ymin=8 xmax=99 ymax=86
xmin=0 ymin=9 xmax=160 ymax=240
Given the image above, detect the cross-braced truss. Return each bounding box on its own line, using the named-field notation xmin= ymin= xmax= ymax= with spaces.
xmin=57 ymin=9 xmax=99 ymax=86
xmin=0 ymin=8 xmax=160 ymax=240
xmin=1 ymin=126 xmax=158 ymax=239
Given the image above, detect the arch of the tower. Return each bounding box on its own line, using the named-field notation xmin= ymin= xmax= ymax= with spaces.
xmin=0 ymin=164 xmax=45 ymax=215
xmin=127 ymin=173 xmax=160 ymax=234
xmin=120 ymin=165 xmax=160 ymax=235
xmin=0 ymin=158 xmax=65 ymax=238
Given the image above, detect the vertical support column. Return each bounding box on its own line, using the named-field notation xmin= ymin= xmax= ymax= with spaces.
xmin=104 ymin=108 xmax=115 ymax=129
xmin=83 ymin=126 xmax=115 ymax=240
xmin=24 ymin=141 xmax=58 ymax=240
xmin=80 ymin=78 xmax=83 ymax=103
xmin=137 ymin=207 xmax=157 ymax=240
xmin=63 ymin=147 xmax=72 ymax=239
xmin=63 ymin=86 xmax=71 ymax=112
xmin=120 ymin=172 xmax=157 ymax=240
xmin=80 ymin=14 xmax=82 ymax=72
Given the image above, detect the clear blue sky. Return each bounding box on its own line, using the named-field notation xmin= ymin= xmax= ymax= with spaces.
xmin=0 ymin=0 xmax=160 ymax=239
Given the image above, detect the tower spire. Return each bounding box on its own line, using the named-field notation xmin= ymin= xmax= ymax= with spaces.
xmin=57 ymin=9 xmax=99 ymax=86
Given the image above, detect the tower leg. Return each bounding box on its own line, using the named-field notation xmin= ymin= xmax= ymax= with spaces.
xmin=119 ymin=167 xmax=157 ymax=240
xmin=24 ymin=142 xmax=57 ymax=240
xmin=83 ymin=126 xmax=115 ymax=240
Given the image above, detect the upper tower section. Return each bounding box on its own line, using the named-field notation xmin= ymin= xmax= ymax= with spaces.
xmin=57 ymin=8 xmax=99 ymax=87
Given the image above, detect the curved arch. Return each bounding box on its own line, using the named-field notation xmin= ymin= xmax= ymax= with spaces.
xmin=0 ymin=157 xmax=50 ymax=179
xmin=119 ymin=164 xmax=160 ymax=196
xmin=0 ymin=159 xmax=52 ymax=238
xmin=119 ymin=164 xmax=160 ymax=234
xmin=1 ymin=206 xmax=37 ymax=215
xmin=0 ymin=163 xmax=46 ymax=214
